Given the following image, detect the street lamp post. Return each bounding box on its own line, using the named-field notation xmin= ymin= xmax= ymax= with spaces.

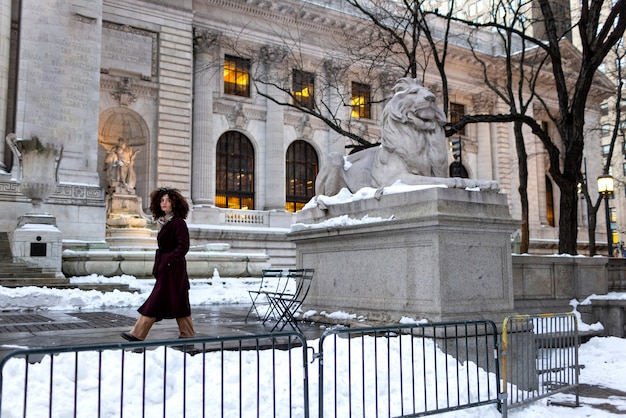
xmin=597 ymin=174 xmax=615 ymax=257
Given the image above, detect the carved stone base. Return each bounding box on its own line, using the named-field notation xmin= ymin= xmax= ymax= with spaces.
xmin=105 ymin=227 xmax=156 ymax=251
xmin=290 ymin=187 xmax=521 ymax=323
xmin=106 ymin=193 xmax=150 ymax=222
xmin=105 ymin=193 xmax=153 ymax=250
xmin=11 ymin=215 xmax=63 ymax=274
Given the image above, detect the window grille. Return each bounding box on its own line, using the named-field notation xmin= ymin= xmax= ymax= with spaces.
xmin=224 ymin=55 xmax=250 ymax=97
xmin=450 ymin=102 xmax=466 ymax=136
xmin=216 ymin=131 xmax=255 ymax=209
xmin=292 ymin=70 xmax=315 ymax=110
xmin=351 ymin=82 xmax=371 ymax=119
xmin=286 ymin=140 xmax=318 ymax=212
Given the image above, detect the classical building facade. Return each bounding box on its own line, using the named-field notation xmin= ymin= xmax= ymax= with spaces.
xmin=0 ymin=0 xmax=609 ymax=272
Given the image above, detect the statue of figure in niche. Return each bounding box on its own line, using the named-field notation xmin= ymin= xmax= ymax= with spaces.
xmin=104 ymin=137 xmax=140 ymax=193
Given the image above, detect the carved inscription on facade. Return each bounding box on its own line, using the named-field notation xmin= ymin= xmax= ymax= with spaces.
xmin=102 ymin=22 xmax=157 ymax=79
xmin=19 ymin=0 xmax=101 ymax=143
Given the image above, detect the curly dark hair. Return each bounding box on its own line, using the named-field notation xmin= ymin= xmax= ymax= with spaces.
xmin=149 ymin=187 xmax=190 ymax=219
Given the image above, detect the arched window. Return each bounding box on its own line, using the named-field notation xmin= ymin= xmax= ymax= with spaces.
xmin=449 ymin=161 xmax=469 ymax=178
xmin=216 ymin=132 xmax=255 ymax=209
xmin=286 ymin=140 xmax=318 ymax=212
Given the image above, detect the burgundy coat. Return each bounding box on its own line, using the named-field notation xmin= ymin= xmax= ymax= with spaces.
xmin=138 ymin=216 xmax=192 ymax=319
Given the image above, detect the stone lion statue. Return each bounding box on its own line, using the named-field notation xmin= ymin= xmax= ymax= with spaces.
xmin=315 ymin=78 xmax=498 ymax=197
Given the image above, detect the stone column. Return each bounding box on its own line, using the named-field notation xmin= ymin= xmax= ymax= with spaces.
xmin=0 ymin=0 xmax=11 ymax=170
xmin=321 ymin=59 xmax=349 ymax=156
xmin=472 ymin=92 xmax=495 ymax=181
xmin=533 ymin=106 xmax=550 ymax=226
xmin=494 ymin=100 xmax=513 ymax=199
xmin=261 ymin=46 xmax=288 ymax=210
xmin=191 ymin=29 xmax=219 ymax=206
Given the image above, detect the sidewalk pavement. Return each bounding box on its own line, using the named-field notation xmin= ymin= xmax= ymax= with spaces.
xmin=0 ymin=305 xmax=328 ymax=360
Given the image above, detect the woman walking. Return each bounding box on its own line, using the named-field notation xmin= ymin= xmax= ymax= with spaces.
xmin=121 ymin=188 xmax=195 ymax=341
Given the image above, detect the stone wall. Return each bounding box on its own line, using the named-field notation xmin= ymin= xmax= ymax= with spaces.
xmin=512 ymin=254 xmax=626 ymax=337
xmin=511 ymin=255 xmax=608 ymax=314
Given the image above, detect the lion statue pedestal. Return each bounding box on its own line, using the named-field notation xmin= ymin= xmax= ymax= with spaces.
xmin=289 ymin=187 xmax=520 ymax=323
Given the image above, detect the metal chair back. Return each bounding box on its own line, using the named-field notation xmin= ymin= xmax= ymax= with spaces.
xmin=245 ymin=268 xmax=285 ymax=322
xmin=269 ymin=268 xmax=315 ymax=332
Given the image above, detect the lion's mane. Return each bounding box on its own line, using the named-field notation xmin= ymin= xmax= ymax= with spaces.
xmin=380 ymin=78 xmax=448 ymax=177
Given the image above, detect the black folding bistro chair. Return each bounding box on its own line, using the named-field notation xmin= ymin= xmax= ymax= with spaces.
xmin=265 ymin=268 xmax=315 ymax=333
xmin=244 ymin=268 xmax=287 ymax=322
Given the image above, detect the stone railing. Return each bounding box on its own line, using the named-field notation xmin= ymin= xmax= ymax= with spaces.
xmin=225 ymin=210 xmax=266 ymax=225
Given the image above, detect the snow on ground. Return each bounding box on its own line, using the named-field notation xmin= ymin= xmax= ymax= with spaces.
xmin=1 ymin=275 xmax=625 ymax=416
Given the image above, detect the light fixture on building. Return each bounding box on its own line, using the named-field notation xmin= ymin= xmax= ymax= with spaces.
xmin=597 ymin=174 xmax=615 ymax=256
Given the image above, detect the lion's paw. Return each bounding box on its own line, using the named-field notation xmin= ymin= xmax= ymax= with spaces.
xmin=478 ymin=181 xmax=500 ymax=192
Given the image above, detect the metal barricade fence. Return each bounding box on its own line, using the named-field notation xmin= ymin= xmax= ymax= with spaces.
xmin=0 ymin=332 xmax=310 ymax=418
xmin=316 ymin=320 xmax=501 ymax=417
xmin=3 ymin=316 xmax=580 ymax=417
xmin=500 ymin=313 xmax=579 ymax=417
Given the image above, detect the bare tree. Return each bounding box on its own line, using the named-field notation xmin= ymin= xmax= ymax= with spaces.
xmin=580 ymin=38 xmax=626 ymax=256
xmin=519 ymin=0 xmax=624 ymax=254
xmin=388 ymin=0 xmax=625 ymax=254
xmin=346 ymin=0 xmax=626 ymax=254
xmin=460 ymin=0 xmax=547 ymax=253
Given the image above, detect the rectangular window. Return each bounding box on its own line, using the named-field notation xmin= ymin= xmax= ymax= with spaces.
xmin=450 ymin=103 xmax=466 ymax=136
xmin=292 ymin=70 xmax=315 ymax=110
xmin=602 ymin=144 xmax=610 ymax=157
xmin=224 ymin=55 xmax=250 ymax=97
xmin=601 ymin=124 xmax=611 ymax=137
xmin=351 ymin=82 xmax=371 ymax=119
xmin=622 ymin=162 xmax=626 ymax=176
xmin=610 ymin=207 xmax=617 ymax=243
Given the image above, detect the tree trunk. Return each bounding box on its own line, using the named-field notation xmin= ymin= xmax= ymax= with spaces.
xmin=588 ymin=202 xmax=597 ymax=257
xmin=558 ymin=179 xmax=579 ymax=254
xmin=514 ymin=122 xmax=530 ymax=253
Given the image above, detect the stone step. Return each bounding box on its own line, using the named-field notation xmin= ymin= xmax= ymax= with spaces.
xmin=0 ymin=277 xmax=137 ymax=293
xmin=0 ymin=276 xmax=70 ymax=285
xmin=0 ymin=269 xmax=58 ymax=277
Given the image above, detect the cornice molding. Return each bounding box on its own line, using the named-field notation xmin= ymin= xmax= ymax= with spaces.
xmin=214 ymin=100 xmax=267 ymax=121
xmin=200 ymin=0 xmax=357 ymax=36
xmin=0 ymin=180 xmax=105 ymax=207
